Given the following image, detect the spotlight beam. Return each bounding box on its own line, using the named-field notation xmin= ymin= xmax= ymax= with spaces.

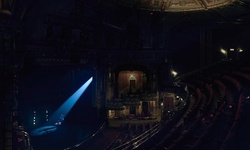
xmin=48 ymin=77 xmax=93 ymax=125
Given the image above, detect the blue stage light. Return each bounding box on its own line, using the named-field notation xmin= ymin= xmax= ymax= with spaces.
xmin=31 ymin=126 xmax=57 ymax=136
xmin=31 ymin=77 xmax=93 ymax=136
xmin=48 ymin=77 xmax=93 ymax=125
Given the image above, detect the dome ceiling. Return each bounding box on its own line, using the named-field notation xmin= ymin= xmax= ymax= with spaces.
xmin=111 ymin=0 xmax=236 ymax=12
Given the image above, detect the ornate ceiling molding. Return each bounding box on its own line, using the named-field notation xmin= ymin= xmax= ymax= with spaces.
xmin=0 ymin=0 xmax=15 ymax=15
xmin=110 ymin=0 xmax=236 ymax=12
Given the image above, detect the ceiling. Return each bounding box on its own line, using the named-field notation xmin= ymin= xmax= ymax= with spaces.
xmin=1 ymin=0 xmax=250 ymax=72
xmin=0 ymin=0 xmax=250 ymax=22
xmin=110 ymin=0 xmax=236 ymax=12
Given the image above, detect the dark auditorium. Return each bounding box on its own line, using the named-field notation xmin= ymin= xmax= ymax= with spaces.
xmin=1 ymin=0 xmax=250 ymax=149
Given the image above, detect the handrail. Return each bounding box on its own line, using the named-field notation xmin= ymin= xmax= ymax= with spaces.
xmin=64 ymin=121 xmax=107 ymax=150
xmin=174 ymin=60 xmax=226 ymax=81
xmin=112 ymin=91 xmax=189 ymax=150
xmin=112 ymin=123 xmax=161 ymax=150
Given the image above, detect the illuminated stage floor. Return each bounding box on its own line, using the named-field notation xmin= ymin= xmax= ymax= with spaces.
xmin=30 ymin=123 xmax=93 ymax=150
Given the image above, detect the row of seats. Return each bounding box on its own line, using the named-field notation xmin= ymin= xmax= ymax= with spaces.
xmin=138 ymin=60 xmax=250 ymax=150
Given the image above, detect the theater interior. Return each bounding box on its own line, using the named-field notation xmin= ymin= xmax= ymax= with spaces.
xmin=1 ymin=0 xmax=250 ymax=149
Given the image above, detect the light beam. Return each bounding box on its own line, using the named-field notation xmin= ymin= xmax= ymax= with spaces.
xmin=47 ymin=77 xmax=93 ymax=125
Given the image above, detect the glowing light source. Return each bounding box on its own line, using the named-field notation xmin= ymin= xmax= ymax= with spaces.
xmin=130 ymin=74 xmax=135 ymax=80
xmin=33 ymin=111 xmax=36 ymax=125
xmin=220 ymin=48 xmax=227 ymax=55
xmin=171 ymin=70 xmax=178 ymax=77
xmin=47 ymin=77 xmax=93 ymax=125
xmin=238 ymin=49 xmax=243 ymax=53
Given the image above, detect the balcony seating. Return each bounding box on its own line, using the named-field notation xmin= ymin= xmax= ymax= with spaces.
xmin=136 ymin=60 xmax=250 ymax=150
